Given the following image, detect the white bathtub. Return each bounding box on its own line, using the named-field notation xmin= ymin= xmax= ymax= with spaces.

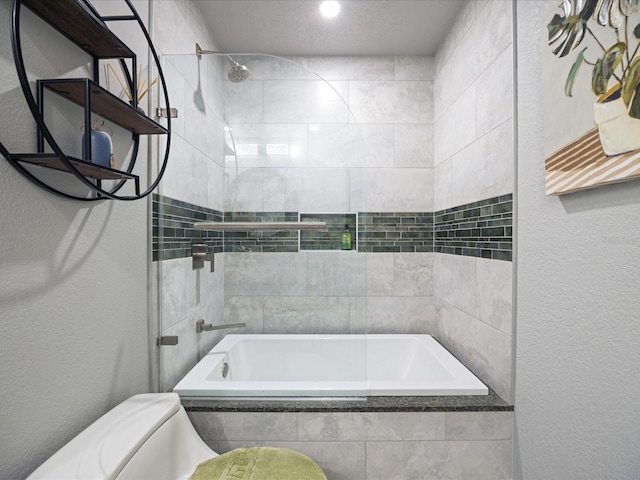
xmin=174 ymin=334 xmax=488 ymax=397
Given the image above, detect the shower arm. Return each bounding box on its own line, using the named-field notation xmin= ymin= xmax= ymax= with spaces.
xmin=195 ymin=43 xmax=235 ymax=63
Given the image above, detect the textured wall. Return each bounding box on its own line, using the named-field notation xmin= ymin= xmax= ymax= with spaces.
xmin=0 ymin=1 xmax=150 ymax=478
xmin=432 ymin=0 xmax=515 ymax=403
xmin=515 ymin=1 xmax=640 ymax=478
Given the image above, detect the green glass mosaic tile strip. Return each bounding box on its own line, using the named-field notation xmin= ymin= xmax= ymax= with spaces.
xmin=358 ymin=212 xmax=434 ymax=253
xmin=153 ymin=194 xmax=513 ymax=261
xmin=433 ymin=194 xmax=512 ymax=261
xmin=152 ymin=194 xmax=223 ymax=261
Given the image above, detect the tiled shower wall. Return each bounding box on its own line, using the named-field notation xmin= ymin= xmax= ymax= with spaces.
xmin=152 ymin=5 xmax=514 ymax=403
xmin=152 ymin=1 xmax=226 ymax=391
xmin=433 ymin=0 xmax=515 ymax=402
xmin=223 ymin=56 xmax=438 ymax=338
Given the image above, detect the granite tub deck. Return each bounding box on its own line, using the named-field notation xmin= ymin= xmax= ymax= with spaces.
xmin=184 ymin=393 xmax=513 ymax=480
xmin=181 ymin=388 xmax=511 ymax=413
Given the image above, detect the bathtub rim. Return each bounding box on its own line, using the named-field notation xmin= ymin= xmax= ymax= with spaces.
xmin=174 ymin=333 xmax=490 ymax=398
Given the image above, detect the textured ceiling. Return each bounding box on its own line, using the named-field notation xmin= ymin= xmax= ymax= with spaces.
xmin=194 ymin=0 xmax=465 ymax=56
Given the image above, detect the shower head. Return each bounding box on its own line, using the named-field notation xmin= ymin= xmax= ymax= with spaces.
xmin=195 ymin=43 xmax=250 ymax=83
xmin=228 ymin=61 xmax=250 ymax=83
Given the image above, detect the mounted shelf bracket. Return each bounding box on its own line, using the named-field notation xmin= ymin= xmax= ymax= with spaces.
xmin=156 ymin=107 xmax=178 ymax=119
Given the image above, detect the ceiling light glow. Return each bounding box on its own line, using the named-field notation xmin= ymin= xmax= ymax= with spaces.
xmin=319 ymin=0 xmax=340 ymax=18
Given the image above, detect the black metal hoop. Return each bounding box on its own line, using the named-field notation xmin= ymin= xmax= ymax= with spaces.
xmin=0 ymin=0 xmax=171 ymax=201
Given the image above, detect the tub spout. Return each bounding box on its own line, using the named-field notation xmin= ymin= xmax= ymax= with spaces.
xmin=196 ymin=319 xmax=246 ymax=333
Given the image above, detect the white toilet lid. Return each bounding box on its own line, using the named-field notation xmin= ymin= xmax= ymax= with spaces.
xmin=27 ymin=393 xmax=181 ymax=480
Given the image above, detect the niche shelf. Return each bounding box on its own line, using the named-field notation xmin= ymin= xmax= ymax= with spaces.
xmin=193 ymin=222 xmax=327 ymax=231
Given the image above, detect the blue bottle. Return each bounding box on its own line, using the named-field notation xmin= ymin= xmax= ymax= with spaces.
xmin=82 ymin=129 xmax=112 ymax=167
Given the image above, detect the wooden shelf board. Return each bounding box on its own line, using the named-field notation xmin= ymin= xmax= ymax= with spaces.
xmin=14 ymin=153 xmax=138 ymax=180
xmin=42 ymin=79 xmax=168 ymax=135
xmin=22 ymin=0 xmax=135 ymax=59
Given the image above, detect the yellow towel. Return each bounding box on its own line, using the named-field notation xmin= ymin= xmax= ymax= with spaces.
xmin=189 ymin=447 xmax=327 ymax=480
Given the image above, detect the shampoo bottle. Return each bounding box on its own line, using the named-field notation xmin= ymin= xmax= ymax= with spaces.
xmin=341 ymin=224 xmax=352 ymax=250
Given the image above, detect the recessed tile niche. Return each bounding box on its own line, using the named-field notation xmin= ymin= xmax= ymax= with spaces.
xmin=299 ymin=213 xmax=358 ymax=251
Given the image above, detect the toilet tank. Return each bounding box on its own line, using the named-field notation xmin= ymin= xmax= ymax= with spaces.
xmin=27 ymin=393 xmax=215 ymax=480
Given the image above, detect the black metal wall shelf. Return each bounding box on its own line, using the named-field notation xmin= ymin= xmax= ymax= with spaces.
xmin=0 ymin=0 xmax=172 ymax=201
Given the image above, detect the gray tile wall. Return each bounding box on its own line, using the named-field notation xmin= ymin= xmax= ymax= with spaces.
xmin=223 ymin=55 xmax=433 ymax=214
xmin=153 ymin=2 xmax=226 ymax=391
xmin=154 ymin=47 xmax=514 ymax=402
xmin=188 ymin=410 xmax=513 ymax=480
xmin=433 ymin=0 xmax=515 ymax=403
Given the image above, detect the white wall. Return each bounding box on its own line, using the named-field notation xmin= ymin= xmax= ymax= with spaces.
xmin=432 ymin=0 xmax=514 ymax=403
xmin=515 ymin=1 xmax=640 ymax=478
xmin=0 ymin=2 xmax=150 ymax=478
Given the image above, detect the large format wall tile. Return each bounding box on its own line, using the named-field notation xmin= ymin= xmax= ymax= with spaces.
xmin=349 ymin=80 xmax=433 ymax=124
xmin=308 ymin=56 xmax=395 ymax=81
xmin=263 ymin=297 xmax=351 ymax=334
xmin=188 ymin=412 xmax=298 ymax=442
xmin=393 ymin=252 xmax=434 ymax=296
xmin=367 ymin=296 xmax=436 ymax=334
xmin=434 ymin=84 xmax=477 ymax=165
xmin=281 ymin=167 xmax=352 ymax=212
xmin=395 ymin=56 xmax=435 ymax=81
xmin=224 ymin=296 xmax=264 ymax=333
xmin=307 ymin=251 xmax=367 ymax=297
xmin=450 ymin=119 xmax=514 ymax=209
xmin=394 ymin=124 xmax=433 ymax=168
xmin=366 ymin=254 xmax=394 ymax=296
xmin=298 ymin=412 xmax=445 ymax=441
xmin=223 ymin=80 xmax=263 ymax=124
xmin=225 ymin=252 xmax=308 ymax=296
xmin=159 ymin=312 xmax=199 ymax=391
xmin=476 ymin=44 xmax=514 ymax=139
xmin=433 ymin=253 xmax=476 ymax=316
xmin=227 ymin=123 xmax=308 ymax=168
xmin=224 ymin=167 xmax=264 ymax=212
xmin=263 ymin=80 xmax=350 ymax=124
xmin=361 ymin=124 xmax=394 ymax=167
xmin=475 ymin=257 xmax=513 ymax=335
xmin=366 ymin=440 xmax=511 ymax=480
xmin=308 ymin=123 xmax=367 ymax=168
xmin=436 ymin=299 xmax=512 ymax=402
xmin=238 ymin=55 xmax=311 ymax=81
xmin=445 ymin=411 xmax=513 ymax=441
xmin=358 ymin=168 xmax=433 ymax=212
xmin=433 ymin=158 xmax=452 ymax=210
